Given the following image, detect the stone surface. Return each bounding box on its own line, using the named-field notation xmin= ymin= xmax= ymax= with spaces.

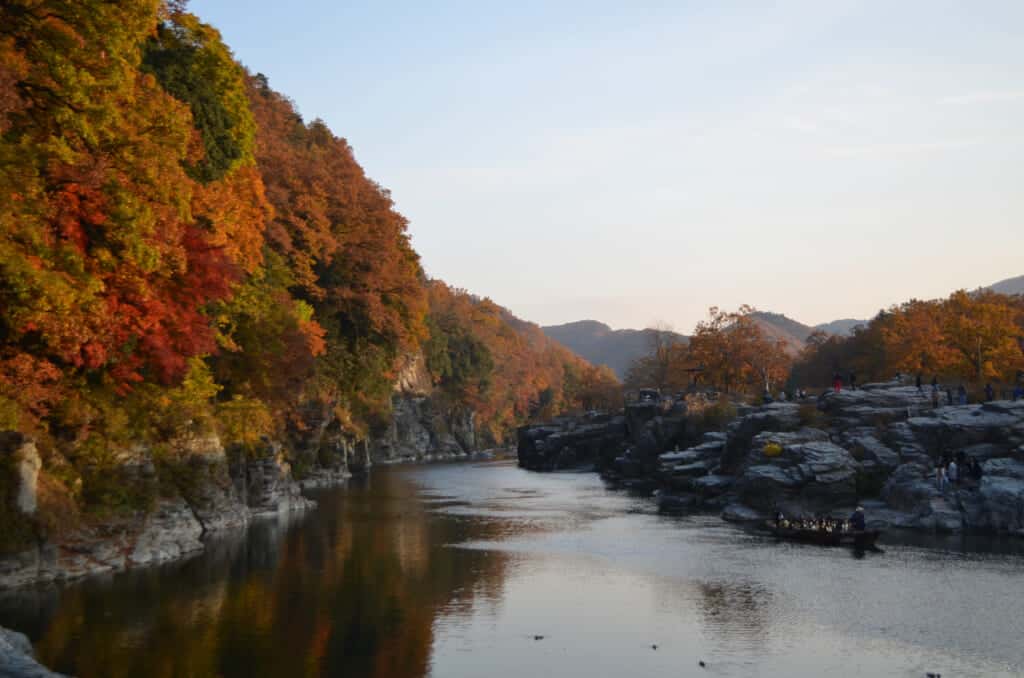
xmin=982 ymin=458 xmax=1024 ymax=480
xmin=881 ymin=463 xmax=940 ymax=515
xmin=232 ymin=441 xmax=314 ymax=516
xmin=721 ymin=502 xmax=766 ymax=522
xmin=518 ymin=415 xmax=627 ymax=471
xmin=172 ymin=434 xmax=249 ymax=533
xmin=371 ymin=395 xmax=477 ymax=464
xmin=978 ymin=477 xmax=1024 ymax=535
xmin=0 ymin=433 xmax=41 ymax=515
xmin=0 ymin=626 xmax=67 ymax=677
xmin=128 ymin=498 xmax=205 ymax=566
xmin=737 ymin=440 xmax=858 ymax=512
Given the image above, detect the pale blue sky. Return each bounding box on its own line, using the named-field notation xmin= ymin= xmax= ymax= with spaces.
xmin=192 ymin=0 xmax=1024 ymax=332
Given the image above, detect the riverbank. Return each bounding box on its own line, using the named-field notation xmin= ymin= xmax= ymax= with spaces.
xmin=518 ymin=382 xmax=1024 ymax=536
xmin=0 ymin=409 xmax=500 ymax=592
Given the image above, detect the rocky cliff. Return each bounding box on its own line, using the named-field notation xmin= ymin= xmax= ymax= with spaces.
xmin=519 ymin=383 xmax=1024 ymax=537
xmin=0 ymin=353 xmax=487 ymax=590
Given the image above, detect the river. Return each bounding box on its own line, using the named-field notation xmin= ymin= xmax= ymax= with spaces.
xmin=1 ymin=460 xmax=1022 ymax=677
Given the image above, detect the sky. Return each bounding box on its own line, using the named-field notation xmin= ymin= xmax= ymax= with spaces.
xmin=192 ymin=0 xmax=1024 ymax=333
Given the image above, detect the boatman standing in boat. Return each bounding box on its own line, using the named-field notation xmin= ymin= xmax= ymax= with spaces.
xmin=849 ymin=506 xmax=866 ymax=531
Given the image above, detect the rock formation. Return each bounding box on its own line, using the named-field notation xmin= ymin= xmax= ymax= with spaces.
xmin=518 ymin=382 xmax=1024 ymax=537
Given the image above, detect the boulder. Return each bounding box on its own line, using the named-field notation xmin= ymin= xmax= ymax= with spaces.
xmin=978 ymin=477 xmax=1024 ymax=535
xmin=517 ymin=416 xmax=626 ymax=471
xmin=819 ymin=385 xmax=929 ymax=428
xmin=0 ymin=626 xmax=67 ymax=677
xmin=736 ymin=439 xmax=859 ymax=513
xmin=908 ymin=404 xmax=1023 ymax=456
xmin=720 ymin=403 xmax=801 ymax=472
xmin=844 ymin=434 xmax=901 ymax=471
xmin=691 ymin=474 xmax=735 ymax=496
xmin=721 ymin=502 xmax=766 ymax=522
xmin=657 ymin=492 xmax=698 ymax=513
xmin=982 ymin=458 xmax=1024 ymax=480
xmin=881 ymin=463 xmax=939 ymax=514
xmin=658 ymin=439 xmax=723 ymax=466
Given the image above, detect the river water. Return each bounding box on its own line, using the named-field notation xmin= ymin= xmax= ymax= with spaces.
xmin=1 ymin=460 xmax=1022 ymax=677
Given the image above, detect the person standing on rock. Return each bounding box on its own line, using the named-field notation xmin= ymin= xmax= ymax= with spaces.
xmin=849 ymin=506 xmax=866 ymax=531
xmin=957 ymin=384 xmax=967 ymax=405
xmin=833 ymin=373 xmax=843 ymax=393
xmin=849 ymin=372 xmax=857 ymax=390
xmin=915 ymin=373 xmax=923 ymax=392
xmin=969 ymin=457 xmax=983 ymax=484
xmin=947 ymin=459 xmax=959 ymax=487
xmin=936 ymin=458 xmax=947 ymax=491
xmin=985 ymin=383 xmax=995 ymax=402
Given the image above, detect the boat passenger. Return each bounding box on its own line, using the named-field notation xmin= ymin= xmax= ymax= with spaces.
xmin=849 ymin=507 xmax=866 ymax=532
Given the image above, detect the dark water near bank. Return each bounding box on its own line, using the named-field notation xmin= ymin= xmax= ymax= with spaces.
xmin=2 ymin=460 xmax=1023 ymax=677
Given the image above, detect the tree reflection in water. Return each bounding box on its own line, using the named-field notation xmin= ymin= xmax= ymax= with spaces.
xmin=0 ymin=470 xmax=512 ymax=678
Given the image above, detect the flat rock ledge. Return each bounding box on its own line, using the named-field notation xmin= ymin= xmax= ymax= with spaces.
xmin=520 ymin=385 xmax=1024 ymax=537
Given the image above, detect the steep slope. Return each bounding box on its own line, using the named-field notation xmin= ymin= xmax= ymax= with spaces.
xmin=541 ymin=321 xmax=687 ymax=378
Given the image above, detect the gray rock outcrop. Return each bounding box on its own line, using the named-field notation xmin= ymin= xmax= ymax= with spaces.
xmin=0 ymin=626 xmax=67 ymax=677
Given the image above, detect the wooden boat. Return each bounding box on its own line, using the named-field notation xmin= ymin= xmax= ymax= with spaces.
xmin=763 ymin=521 xmax=881 ymax=548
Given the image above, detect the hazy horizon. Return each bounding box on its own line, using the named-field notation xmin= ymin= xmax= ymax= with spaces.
xmin=193 ymin=0 xmax=1024 ymax=334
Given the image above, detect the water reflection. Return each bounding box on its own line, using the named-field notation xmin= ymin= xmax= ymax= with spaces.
xmin=1 ymin=470 xmax=514 ymax=678
xmin=0 ymin=461 xmax=1022 ymax=678
xmin=696 ymin=580 xmax=772 ymax=644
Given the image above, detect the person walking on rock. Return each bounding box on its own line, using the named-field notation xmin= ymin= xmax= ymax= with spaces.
xmin=916 ymin=373 xmax=923 ymax=392
xmin=849 ymin=372 xmax=857 ymax=391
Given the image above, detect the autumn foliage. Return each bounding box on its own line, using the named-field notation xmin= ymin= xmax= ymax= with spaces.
xmin=424 ymin=282 xmax=620 ymax=441
xmin=791 ymin=290 xmax=1024 ymax=388
xmin=626 ymin=307 xmax=793 ymax=396
xmin=0 ymin=1 xmax=617 ymax=525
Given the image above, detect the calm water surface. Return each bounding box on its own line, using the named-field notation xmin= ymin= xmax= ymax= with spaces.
xmin=1 ymin=460 xmax=1022 ymax=677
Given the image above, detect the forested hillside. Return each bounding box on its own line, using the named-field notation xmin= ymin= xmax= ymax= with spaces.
xmin=0 ymin=1 xmax=617 ymax=537
xmin=541 ymin=320 xmax=687 ymax=379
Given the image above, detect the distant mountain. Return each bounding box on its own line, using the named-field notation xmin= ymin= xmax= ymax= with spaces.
xmin=813 ymin=318 xmax=866 ymax=337
xmin=541 ymin=320 xmax=686 ymax=379
xmin=748 ymin=312 xmax=814 ymax=356
xmin=988 ymin=274 xmax=1024 ymax=296
xmin=542 ymin=276 xmax=1024 ymax=371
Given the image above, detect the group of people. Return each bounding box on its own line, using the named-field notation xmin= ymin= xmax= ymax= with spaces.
xmin=935 ymin=452 xmax=984 ymax=491
xmin=773 ymin=507 xmax=867 ymax=533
